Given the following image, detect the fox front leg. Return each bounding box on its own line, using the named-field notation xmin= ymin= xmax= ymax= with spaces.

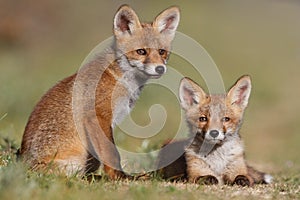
xmin=185 ymin=152 xmax=219 ymax=185
xmin=95 ymin=127 xmax=133 ymax=180
xmin=82 ymin=114 xmax=132 ymax=180
xmin=223 ymin=157 xmax=254 ymax=186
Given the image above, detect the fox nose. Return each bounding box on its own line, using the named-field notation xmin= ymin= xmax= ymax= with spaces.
xmin=155 ymin=65 xmax=165 ymax=75
xmin=209 ymin=130 xmax=219 ymax=138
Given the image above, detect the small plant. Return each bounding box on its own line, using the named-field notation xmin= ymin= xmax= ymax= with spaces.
xmin=0 ymin=136 xmax=18 ymax=167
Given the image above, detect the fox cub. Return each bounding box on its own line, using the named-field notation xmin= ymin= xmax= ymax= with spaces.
xmin=158 ymin=76 xmax=272 ymax=186
xmin=19 ymin=5 xmax=180 ymax=179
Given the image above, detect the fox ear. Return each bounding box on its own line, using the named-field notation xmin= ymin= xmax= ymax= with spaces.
xmin=179 ymin=77 xmax=207 ymax=110
xmin=113 ymin=5 xmax=142 ymax=36
xmin=227 ymin=75 xmax=252 ymax=109
xmin=153 ymin=6 xmax=180 ymax=39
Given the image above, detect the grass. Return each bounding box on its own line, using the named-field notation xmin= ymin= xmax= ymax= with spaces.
xmin=0 ymin=137 xmax=299 ymax=200
xmin=0 ymin=150 xmax=299 ymax=200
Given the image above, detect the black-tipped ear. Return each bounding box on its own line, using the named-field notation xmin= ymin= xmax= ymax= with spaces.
xmin=113 ymin=5 xmax=141 ymax=36
xmin=153 ymin=6 xmax=180 ymax=39
xmin=227 ymin=75 xmax=252 ymax=109
xmin=179 ymin=77 xmax=207 ymax=110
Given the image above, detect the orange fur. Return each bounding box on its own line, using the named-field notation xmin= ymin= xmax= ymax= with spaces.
xmin=19 ymin=5 xmax=180 ymax=179
xmin=157 ymin=76 xmax=272 ymax=186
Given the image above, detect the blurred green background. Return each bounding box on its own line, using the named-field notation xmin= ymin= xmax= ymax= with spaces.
xmin=0 ymin=0 xmax=299 ymax=174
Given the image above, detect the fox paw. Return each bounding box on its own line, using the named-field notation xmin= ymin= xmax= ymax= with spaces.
xmin=195 ymin=175 xmax=219 ymax=185
xmin=234 ymin=175 xmax=250 ymax=187
xmin=106 ymin=169 xmax=133 ymax=180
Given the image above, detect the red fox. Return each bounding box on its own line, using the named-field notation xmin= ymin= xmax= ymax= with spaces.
xmin=157 ymin=75 xmax=272 ymax=186
xmin=19 ymin=5 xmax=180 ymax=179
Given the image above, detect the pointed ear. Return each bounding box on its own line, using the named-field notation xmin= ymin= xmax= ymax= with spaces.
xmin=153 ymin=6 xmax=180 ymax=39
xmin=179 ymin=77 xmax=207 ymax=110
xmin=113 ymin=5 xmax=142 ymax=36
xmin=227 ymin=75 xmax=252 ymax=110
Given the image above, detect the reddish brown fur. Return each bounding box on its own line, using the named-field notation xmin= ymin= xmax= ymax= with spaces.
xmin=21 ymin=63 xmax=122 ymax=177
xmin=157 ymin=76 xmax=271 ymax=186
xmin=19 ymin=5 xmax=180 ymax=179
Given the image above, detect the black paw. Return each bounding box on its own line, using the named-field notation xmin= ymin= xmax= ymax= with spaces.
xmin=195 ymin=175 xmax=219 ymax=185
xmin=234 ymin=175 xmax=250 ymax=187
xmin=85 ymin=174 xmax=103 ymax=182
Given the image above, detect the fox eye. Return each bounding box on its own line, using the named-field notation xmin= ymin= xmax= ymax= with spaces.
xmin=136 ymin=49 xmax=147 ymax=55
xmin=222 ymin=117 xmax=230 ymax=122
xmin=159 ymin=49 xmax=166 ymax=55
xmin=199 ymin=117 xmax=208 ymax=122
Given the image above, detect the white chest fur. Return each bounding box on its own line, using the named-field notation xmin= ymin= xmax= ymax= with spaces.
xmin=197 ymin=136 xmax=244 ymax=176
xmin=111 ymin=71 xmax=144 ymax=129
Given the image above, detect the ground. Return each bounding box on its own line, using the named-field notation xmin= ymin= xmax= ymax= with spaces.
xmin=0 ymin=143 xmax=299 ymax=200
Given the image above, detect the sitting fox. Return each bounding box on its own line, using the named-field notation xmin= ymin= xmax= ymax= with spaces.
xmin=18 ymin=5 xmax=180 ymax=179
xmin=157 ymin=75 xmax=272 ymax=186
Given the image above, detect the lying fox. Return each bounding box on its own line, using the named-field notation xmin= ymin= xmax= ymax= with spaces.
xmin=19 ymin=5 xmax=180 ymax=179
xmin=157 ymin=76 xmax=272 ymax=186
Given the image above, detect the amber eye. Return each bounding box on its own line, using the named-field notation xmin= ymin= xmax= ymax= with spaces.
xmin=199 ymin=117 xmax=208 ymax=122
xmin=222 ymin=117 xmax=230 ymax=122
xmin=159 ymin=49 xmax=166 ymax=55
xmin=136 ymin=49 xmax=147 ymax=55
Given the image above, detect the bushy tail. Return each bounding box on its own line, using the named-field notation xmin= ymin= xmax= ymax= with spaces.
xmin=247 ymin=165 xmax=273 ymax=184
xmin=156 ymin=139 xmax=189 ymax=181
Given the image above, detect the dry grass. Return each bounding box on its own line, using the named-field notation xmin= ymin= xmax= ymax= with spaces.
xmin=0 ymin=140 xmax=299 ymax=200
xmin=0 ymin=160 xmax=299 ymax=200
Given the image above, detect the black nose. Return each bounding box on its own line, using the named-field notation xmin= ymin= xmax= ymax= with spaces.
xmin=155 ymin=66 xmax=165 ymax=74
xmin=209 ymin=130 xmax=219 ymax=138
